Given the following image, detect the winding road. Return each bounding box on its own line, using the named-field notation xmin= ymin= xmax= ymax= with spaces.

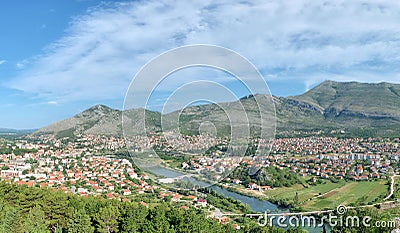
xmin=384 ymin=175 xmax=399 ymax=201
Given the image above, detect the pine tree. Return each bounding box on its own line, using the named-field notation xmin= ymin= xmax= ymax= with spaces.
xmin=0 ymin=205 xmax=19 ymax=232
xmin=67 ymin=209 xmax=94 ymax=233
xmin=120 ymin=205 xmax=148 ymax=233
xmin=23 ymin=205 xmax=49 ymax=233
xmin=94 ymin=205 xmax=120 ymax=233
xmin=294 ymin=192 xmax=299 ymax=205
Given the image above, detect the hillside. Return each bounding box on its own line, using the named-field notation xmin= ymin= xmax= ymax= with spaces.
xmin=164 ymin=94 xmax=276 ymax=138
xmin=284 ymin=81 xmax=400 ymax=135
xmin=35 ymin=104 xmax=162 ymax=138
xmin=291 ymin=80 xmax=400 ymax=118
xmin=35 ymin=105 xmax=121 ymax=137
xmin=35 ymin=81 xmax=400 ymax=138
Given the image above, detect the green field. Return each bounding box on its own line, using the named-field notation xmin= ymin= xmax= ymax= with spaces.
xmin=302 ymin=180 xmax=388 ymax=211
xmin=264 ymin=181 xmax=345 ymax=204
xmin=264 ymin=180 xmax=389 ymax=211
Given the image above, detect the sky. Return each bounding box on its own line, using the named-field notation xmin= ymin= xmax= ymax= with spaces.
xmin=1 ymin=0 xmax=400 ymax=129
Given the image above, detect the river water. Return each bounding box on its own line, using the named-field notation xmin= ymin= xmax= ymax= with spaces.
xmin=148 ymin=166 xmax=279 ymax=211
xmin=148 ymin=166 xmax=327 ymax=233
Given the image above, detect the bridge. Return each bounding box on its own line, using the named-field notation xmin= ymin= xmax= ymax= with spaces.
xmin=221 ymin=200 xmax=400 ymax=218
xmin=158 ymin=174 xmax=197 ymax=183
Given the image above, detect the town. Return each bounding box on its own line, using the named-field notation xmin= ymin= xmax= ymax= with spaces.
xmin=1 ymin=134 xmax=400 ymax=219
xmin=2 ymin=135 xmax=400 ymax=190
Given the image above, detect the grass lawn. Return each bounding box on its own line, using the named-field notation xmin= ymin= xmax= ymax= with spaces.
xmin=302 ymin=180 xmax=389 ymax=211
xmin=263 ymin=180 xmax=389 ymax=211
xmin=264 ymin=181 xmax=345 ymax=204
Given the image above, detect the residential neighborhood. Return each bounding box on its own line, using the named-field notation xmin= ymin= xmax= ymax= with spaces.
xmin=2 ymin=135 xmax=400 ymax=193
xmin=0 ymin=134 xmax=400 ymax=229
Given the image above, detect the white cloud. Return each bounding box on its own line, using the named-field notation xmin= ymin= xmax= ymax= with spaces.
xmin=15 ymin=61 xmax=26 ymax=69
xmin=0 ymin=60 xmax=5 ymax=65
xmin=47 ymin=101 xmax=58 ymax=105
xmin=7 ymin=0 xmax=400 ymax=103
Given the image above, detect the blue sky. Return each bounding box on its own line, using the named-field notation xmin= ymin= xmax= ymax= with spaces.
xmin=1 ymin=0 xmax=400 ymax=129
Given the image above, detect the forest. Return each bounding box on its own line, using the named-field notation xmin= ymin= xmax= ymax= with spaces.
xmin=229 ymin=165 xmax=303 ymax=188
xmin=0 ymin=181 xmax=396 ymax=232
xmin=0 ymin=181 xmax=306 ymax=233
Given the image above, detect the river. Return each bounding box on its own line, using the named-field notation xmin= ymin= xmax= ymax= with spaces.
xmin=147 ymin=166 xmax=328 ymax=233
xmin=148 ymin=166 xmax=281 ymax=212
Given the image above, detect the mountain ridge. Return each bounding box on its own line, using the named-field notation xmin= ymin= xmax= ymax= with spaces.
xmin=35 ymin=80 xmax=400 ymax=138
xmin=0 ymin=128 xmax=36 ymax=135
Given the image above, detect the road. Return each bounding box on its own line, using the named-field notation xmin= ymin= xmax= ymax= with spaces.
xmin=384 ymin=175 xmax=399 ymax=201
xmin=315 ymin=187 xmax=339 ymax=199
xmin=219 ymin=175 xmax=400 ymax=218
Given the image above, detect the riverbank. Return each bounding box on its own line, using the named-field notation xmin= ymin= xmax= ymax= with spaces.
xmin=223 ymin=180 xmax=390 ymax=212
xmin=146 ymin=166 xmax=331 ymax=232
xmin=221 ymin=184 xmax=294 ymax=208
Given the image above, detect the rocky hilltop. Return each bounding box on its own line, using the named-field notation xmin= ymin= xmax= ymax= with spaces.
xmin=35 ymin=81 xmax=400 ymax=138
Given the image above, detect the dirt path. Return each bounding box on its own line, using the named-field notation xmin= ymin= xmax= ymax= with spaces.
xmin=384 ymin=175 xmax=399 ymax=200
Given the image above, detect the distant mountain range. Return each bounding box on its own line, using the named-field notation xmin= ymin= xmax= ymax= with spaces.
xmin=0 ymin=128 xmax=36 ymax=135
xmin=35 ymin=80 xmax=400 ymax=138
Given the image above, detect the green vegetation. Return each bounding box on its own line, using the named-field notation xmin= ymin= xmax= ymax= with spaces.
xmin=392 ymin=176 xmax=400 ymax=200
xmin=36 ymin=80 xmax=400 ymax=138
xmin=303 ymin=180 xmax=388 ymax=210
xmin=330 ymin=207 xmax=398 ymax=233
xmin=0 ymin=181 xmax=306 ymax=233
xmin=0 ymin=143 xmax=37 ymax=155
xmin=263 ymin=180 xmax=389 ymax=211
xmin=56 ymin=128 xmax=77 ymax=138
xmin=0 ymin=180 xmax=394 ymax=232
xmin=264 ymin=181 xmax=345 ymax=208
xmin=230 ymin=165 xmax=304 ymax=188
xmin=282 ymin=80 xmax=400 ymax=137
xmin=152 ymin=146 xmax=188 ymax=168
xmin=0 ymin=181 xmax=229 ymax=232
xmin=200 ymin=188 xmax=253 ymax=213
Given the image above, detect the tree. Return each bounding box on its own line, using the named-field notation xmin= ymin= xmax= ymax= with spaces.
xmin=94 ymin=205 xmax=120 ymax=233
xmin=67 ymin=209 xmax=94 ymax=233
xmin=120 ymin=205 xmax=148 ymax=233
xmin=40 ymin=190 xmax=69 ymax=230
xmin=294 ymin=192 xmax=299 ymax=205
xmin=23 ymin=205 xmax=49 ymax=233
xmin=0 ymin=205 xmax=19 ymax=232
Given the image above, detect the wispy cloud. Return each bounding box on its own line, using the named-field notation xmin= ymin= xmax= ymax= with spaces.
xmin=15 ymin=60 xmax=28 ymax=69
xmin=7 ymin=0 xmax=400 ymax=103
xmin=47 ymin=101 xmax=58 ymax=105
xmin=0 ymin=60 xmax=5 ymax=65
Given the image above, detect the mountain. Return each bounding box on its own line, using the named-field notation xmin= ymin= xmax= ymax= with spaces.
xmin=35 ymin=104 xmax=162 ymax=138
xmin=35 ymin=81 xmax=400 ymax=138
xmin=163 ymin=94 xmax=276 ymax=138
xmin=291 ymin=80 xmax=400 ymax=118
xmin=35 ymin=105 xmax=121 ymax=138
xmin=0 ymin=128 xmax=36 ymax=135
xmin=282 ymin=80 xmax=400 ymax=135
